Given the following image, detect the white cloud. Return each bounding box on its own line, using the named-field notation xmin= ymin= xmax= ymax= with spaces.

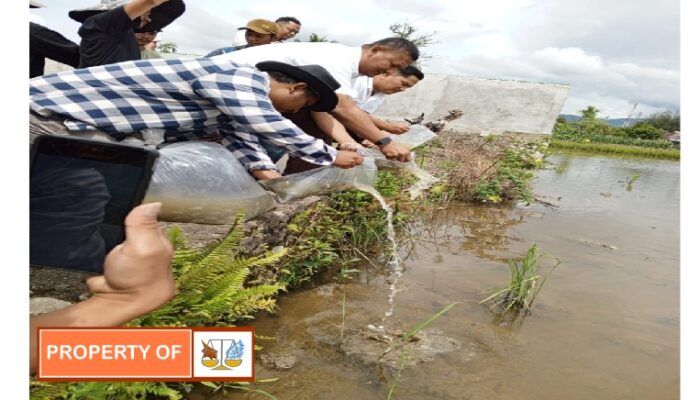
xmin=32 ymin=0 xmax=680 ymax=117
xmin=439 ymin=47 xmax=679 ymax=117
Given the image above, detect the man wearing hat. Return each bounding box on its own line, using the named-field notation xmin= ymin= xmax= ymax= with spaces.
xmin=215 ymin=37 xmax=419 ymax=173
xmin=30 ymin=58 xmax=363 ymax=180
xmin=70 ymin=0 xmax=185 ymax=68
xmin=206 ymin=19 xmax=279 ymax=57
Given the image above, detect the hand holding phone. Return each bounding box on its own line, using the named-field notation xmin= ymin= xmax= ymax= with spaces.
xmin=30 ymin=136 xmax=159 ymax=273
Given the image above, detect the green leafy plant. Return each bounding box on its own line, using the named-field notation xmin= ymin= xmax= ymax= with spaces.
xmin=280 ymin=170 xmax=414 ymax=287
xmin=30 ymin=380 xmax=184 ymax=400
xmin=549 ymin=140 xmax=680 ymax=159
xmin=625 ymin=122 xmax=664 ymax=140
xmin=480 ymin=244 xmax=559 ymax=323
xmin=134 ymin=213 xmax=286 ymax=326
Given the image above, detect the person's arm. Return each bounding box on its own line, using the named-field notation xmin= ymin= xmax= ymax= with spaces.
xmin=30 ymin=203 xmax=174 ymax=375
xmin=330 ymin=94 xmax=412 ymax=162
xmin=123 ymin=0 xmax=171 ymax=21
xmin=30 ymin=22 xmax=80 ymax=68
xmin=193 ymin=70 xmax=363 ymax=172
xmin=369 ymin=114 xmax=410 ymax=134
xmin=311 ymin=111 xmax=361 ymax=150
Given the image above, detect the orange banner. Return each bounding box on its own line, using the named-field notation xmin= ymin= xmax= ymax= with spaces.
xmin=36 ymin=327 xmax=255 ymax=381
xmin=38 ymin=328 xmax=192 ymax=380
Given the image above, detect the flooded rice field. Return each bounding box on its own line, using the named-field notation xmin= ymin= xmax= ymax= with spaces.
xmin=230 ymin=153 xmax=680 ymax=400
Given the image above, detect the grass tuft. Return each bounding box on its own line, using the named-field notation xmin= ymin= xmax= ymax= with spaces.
xmin=480 ymin=243 xmax=559 ymax=324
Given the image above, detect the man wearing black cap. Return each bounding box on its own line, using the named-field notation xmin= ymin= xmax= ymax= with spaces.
xmin=70 ymin=0 xmax=185 ymax=68
xmin=30 ymin=58 xmax=363 ymax=180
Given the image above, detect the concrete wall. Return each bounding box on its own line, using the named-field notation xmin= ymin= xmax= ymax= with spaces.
xmin=375 ymin=74 xmax=570 ymax=136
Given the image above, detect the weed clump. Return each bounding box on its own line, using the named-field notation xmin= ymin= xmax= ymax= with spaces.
xmin=480 ymin=243 xmax=559 ymax=324
xmin=420 ymin=133 xmax=547 ymax=204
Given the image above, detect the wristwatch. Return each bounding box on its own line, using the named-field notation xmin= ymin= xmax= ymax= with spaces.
xmin=375 ymin=136 xmax=393 ymax=146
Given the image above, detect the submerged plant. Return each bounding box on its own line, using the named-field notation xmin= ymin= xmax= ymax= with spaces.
xmin=625 ymin=174 xmax=640 ymax=191
xmin=480 ymin=243 xmax=559 ymax=323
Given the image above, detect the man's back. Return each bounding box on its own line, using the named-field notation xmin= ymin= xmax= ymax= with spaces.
xmin=30 ymin=57 xmax=265 ymax=133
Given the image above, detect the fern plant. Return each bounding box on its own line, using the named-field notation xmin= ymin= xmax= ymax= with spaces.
xmin=134 ymin=212 xmax=286 ymax=327
xmin=30 ymin=380 xmax=184 ymax=400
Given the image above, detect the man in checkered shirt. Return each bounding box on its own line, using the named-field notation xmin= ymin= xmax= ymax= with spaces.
xmin=29 ymin=57 xmax=364 ymax=180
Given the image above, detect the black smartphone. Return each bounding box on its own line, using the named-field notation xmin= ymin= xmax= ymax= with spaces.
xmin=30 ymin=136 xmax=159 ymax=274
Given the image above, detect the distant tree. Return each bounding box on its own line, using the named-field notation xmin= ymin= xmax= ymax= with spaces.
xmin=625 ymin=122 xmax=664 ymax=140
xmin=308 ymin=33 xmax=329 ymax=42
xmin=157 ymin=42 xmax=178 ymax=54
xmin=579 ymin=106 xmax=600 ymax=120
xmin=389 ymin=21 xmax=438 ymax=62
xmin=640 ymin=111 xmax=680 ymax=132
xmin=389 ymin=21 xmax=437 ymax=48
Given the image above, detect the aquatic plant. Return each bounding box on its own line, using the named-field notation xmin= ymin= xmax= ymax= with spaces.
xmin=625 ymin=174 xmax=640 ymax=191
xmin=480 ymin=243 xmax=559 ymax=323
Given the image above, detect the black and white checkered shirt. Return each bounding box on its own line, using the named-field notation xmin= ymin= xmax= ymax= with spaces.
xmin=30 ymin=57 xmax=337 ymax=171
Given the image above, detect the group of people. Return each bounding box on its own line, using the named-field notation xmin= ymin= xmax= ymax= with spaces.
xmin=30 ymin=0 xmax=426 ymax=180
xmin=29 ymin=0 xmax=426 ymax=369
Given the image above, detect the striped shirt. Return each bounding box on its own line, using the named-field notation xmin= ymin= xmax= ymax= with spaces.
xmin=29 ymin=57 xmax=337 ymax=172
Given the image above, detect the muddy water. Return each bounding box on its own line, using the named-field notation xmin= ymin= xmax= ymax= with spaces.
xmin=237 ymin=154 xmax=680 ymax=400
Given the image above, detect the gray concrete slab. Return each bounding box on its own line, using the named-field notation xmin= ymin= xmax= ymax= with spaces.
xmin=374 ymin=74 xmax=570 ymax=135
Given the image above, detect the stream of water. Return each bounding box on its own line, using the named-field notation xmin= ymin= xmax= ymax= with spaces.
xmin=211 ymin=153 xmax=679 ymax=400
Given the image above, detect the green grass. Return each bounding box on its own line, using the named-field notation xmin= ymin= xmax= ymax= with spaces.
xmin=480 ymin=244 xmax=559 ymax=323
xmin=550 ymin=139 xmax=680 ymax=160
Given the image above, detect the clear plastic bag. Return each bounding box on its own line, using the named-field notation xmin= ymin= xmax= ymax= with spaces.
xmin=262 ymin=157 xmax=378 ymax=202
xmin=391 ymin=124 xmax=436 ymax=149
xmin=143 ymin=142 xmax=276 ymax=224
xmin=358 ymin=124 xmax=440 ymax=199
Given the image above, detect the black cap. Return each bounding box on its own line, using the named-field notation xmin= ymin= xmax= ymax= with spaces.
xmin=255 ymin=61 xmax=340 ymax=112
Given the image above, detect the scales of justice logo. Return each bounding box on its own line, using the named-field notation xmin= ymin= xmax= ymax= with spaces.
xmin=200 ymin=338 xmax=245 ymax=370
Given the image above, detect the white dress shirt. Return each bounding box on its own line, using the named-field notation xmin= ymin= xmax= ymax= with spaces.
xmin=213 ymin=42 xmax=362 ymax=98
xmin=351 ymin=75 xmax=386 ymax=113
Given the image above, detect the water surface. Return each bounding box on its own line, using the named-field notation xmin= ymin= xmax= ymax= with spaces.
xmin=234 ymin=153 xmax=680 ymax=400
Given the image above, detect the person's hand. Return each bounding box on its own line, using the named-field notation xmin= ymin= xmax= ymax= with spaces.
xmin=379 ymin=141 xmax=412 ymax=162
xmin=333 ymin=150 xmax=364 ymax=169
xmin=251 ymin=169 xmax=283 ymax=180
xmin=85 ymin=202 xmax=174 ymax=315
xmin=382 ymin=121 xmax=410 ymax=134
xmin=338 ymin=142 xmax=360 ymax=151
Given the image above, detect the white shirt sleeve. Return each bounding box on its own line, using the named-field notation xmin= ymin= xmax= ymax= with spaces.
xmin=352 ymin=76 xmax=373 ymax=106
xmin=359 ymin=93 xmax=386 ymax=114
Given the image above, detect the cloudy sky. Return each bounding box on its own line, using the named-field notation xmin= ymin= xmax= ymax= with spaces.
xmin=31 ymin=0 xmax=680 ymax=118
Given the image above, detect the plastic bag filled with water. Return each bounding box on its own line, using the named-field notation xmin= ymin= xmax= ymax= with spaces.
xmin=143 ymin=142 xmax=277 ymax=224
xmin=390 ymin=124 xmax=436 ymax=149
xmin=262 ymin=157 xmax=378 ymax=203
xmin=359 ymin=124 xmax=440 ymax=199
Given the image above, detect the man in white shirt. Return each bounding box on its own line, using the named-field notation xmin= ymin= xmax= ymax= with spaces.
xmin=353 ymin=65 xmax=424 ymax=130
xmin=214 ymin=37 xmax=419 ymax=167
